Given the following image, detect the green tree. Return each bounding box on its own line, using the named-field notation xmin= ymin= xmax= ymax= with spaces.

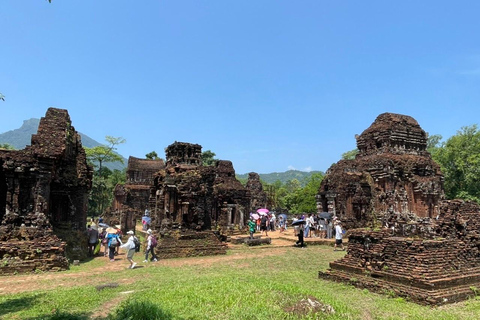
xmin=432 ymin=125 xmax=480 ymax=203
xmin=145 ymin=151 xmax=160 ymax=160
xmin=427 ymin=133 xmax=443 ymax=156
xmin=85 ymin=136 xmax=125 ymax=172
xmin=85 ymin=136 xmax=126 ymax=216
xmin=202 ymin=150 xmax=217 ymax=166
xmin=0 ymin=143 xmax=14 ymax=150
xmin=341 ymin=149 xmax=358 ymax=160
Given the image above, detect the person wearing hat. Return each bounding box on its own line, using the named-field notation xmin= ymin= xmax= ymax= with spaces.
xmin=334 ymin=221 xmax=345 ymax=251
xmin=120 ymin=230 xmax=138 ymax=269
xmin=144 ymin=229 xmax=158 ymax=262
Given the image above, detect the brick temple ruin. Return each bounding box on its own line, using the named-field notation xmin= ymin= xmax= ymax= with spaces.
xmin=0 ymin=108 xmax=92 ymax=275
xmin=109 ymin=156 xmax=165 ymax=232
xmin=110 ymin=141 xmax=266 ymax=258
xmin=318 ymin=113 xmax=480 ymax=304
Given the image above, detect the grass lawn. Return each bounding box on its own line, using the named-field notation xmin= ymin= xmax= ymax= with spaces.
xmin=1 ymin=244 xmax=479 ymax=319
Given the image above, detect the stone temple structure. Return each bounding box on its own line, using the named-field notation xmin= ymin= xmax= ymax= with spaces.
xmin=245 ymin=172 xmax=268 ymax=210
xmin=148 ymin=142 xmax=251 ymax=258
xmin=109 ymin=156 xmax=165 ymax=231
xmin=0 ymin=108 xmax=92 ymax=275
xmin=317 ymin=113 xmax=444 ymax=230
xmin=319 ymin=113 xmax=480 ymax=304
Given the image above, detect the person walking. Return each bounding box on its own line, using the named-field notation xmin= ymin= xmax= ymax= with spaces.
xmin=304 ymin=214 xmax=313 ymax=238
xmin=144 ymin=229 xmax=158 ymax=262
xmin=260 ymin=214 xmax=269 ymax=236
xmin=334 ymin=221 xmax=345 ymax=251
xmin=87 ymin=225 xmax=99 ymax=257
xmin=107 ymin=229 xmax=122 ymax=261
xmin=120 ymin=230 xmax=138 ymax=269
xmin=327 ymin=219 xmax=333 ymax=239
xmin=296 ymin=223 xmax=305 ymax=248
xmin=248 ymin=217 xmax=256 ymax=239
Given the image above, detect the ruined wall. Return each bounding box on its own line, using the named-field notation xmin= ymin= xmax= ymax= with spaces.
xmin=321 ymin=201 xmax=480 ymax=305
xmin=318 ymin=113 xmax=444 ymax=229
xmin=245 ymin=172 xmax=267 ymax=211
xmin=108 ymin=157 xmax=164 ymax=233
xmin=153 ymin=142 xmax=250 ymax=232
xmin=318 ymin=113 xmax=480 ymax=305
xmin=0 ymin=108 xmax=92 ymax=274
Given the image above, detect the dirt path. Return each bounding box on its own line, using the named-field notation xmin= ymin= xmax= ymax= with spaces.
xmin=0 ymin=230 xmax=300 ymax=295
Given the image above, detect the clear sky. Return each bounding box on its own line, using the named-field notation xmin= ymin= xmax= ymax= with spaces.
xmin=1 ymin=1 xmax=480 ymax=174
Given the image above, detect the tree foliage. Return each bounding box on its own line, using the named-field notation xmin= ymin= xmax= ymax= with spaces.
xmin=0 ymin=143 xmax=15 ymax=150
xmin=85 ymin=136 xmax=125 ymax=172
xmin=85 ymin=136 xmax=126 ymax=217
xmin=431 ymin=125 xmax=480 ymax=203
xmin=145 ymin=151 xmax=160 ymax=160
xmin=341 ymin=149 xmax=358 ymax=160
xmin=263 ymin=172 xmax=325 ymax=213
xmin=202 ymin=150 xmax=217 ymax=166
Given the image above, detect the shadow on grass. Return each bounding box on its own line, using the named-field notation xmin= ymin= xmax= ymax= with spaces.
xmin=25 ymin=310 xmax=90 ymax=320
xmin=0 ymin=295 xmax=42 ymax=317
xmin=110 ymin=300 xmax=178 ymax=320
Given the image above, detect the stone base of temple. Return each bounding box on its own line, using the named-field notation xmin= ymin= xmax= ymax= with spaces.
xmin=319 ymin=229 xmax=480 ymax=305
xmin=155 ymin=230 xmax=227 ymax=259
xmin=319 ymin=266 xmax=480 ymax=305
xmin=0 ymin=238 xmax=69 ymax=275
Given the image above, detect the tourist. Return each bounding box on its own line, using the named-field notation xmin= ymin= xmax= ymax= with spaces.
xmin=269 ymin=213 xmax=276 ymax=232
xmin=144 ymin=229 xmax=158 ymax=262
xmin=260 ymin=214 xmax=269 ymax=236
xmin=87 ymin=225 xmax=99 ymax=257
xmin=304 ymin=214 xmax=313 ymax=238
xmin=334 ymin=221 xmax=345 ymax=251
xmin=295 ymin=223 xmax=305 ymax=247
xmin=99 ymin=228 xmax=108 ymax=257
xmin=247 ymin=217 xmax=256 ymax=239
xmin=279 ymin=216 xmax=285 ymax=233
xmin=107 ymin=228 xmax=122 ymax=261
xmin=120 ymin=230 xmax=138 ymax=269
xmin=327 ymin=219 xmax=333 ymax=239
xmin=256 ymin=218 xmax=261 ymax=232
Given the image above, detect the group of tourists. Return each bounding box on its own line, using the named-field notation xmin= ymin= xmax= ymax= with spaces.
xmin=246 ymin=211 xmax=346 ymax=251
xmin=300 ymin=213 xmax=335 ymax=239
xmin=292 ymin=215 xmax=345 ymax=250
xmin=86 ymin=218 xmax=159 ymax=269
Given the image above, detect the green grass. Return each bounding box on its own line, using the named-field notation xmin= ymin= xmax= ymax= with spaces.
xmin=1 ymin=245 xmax=480 ymax=319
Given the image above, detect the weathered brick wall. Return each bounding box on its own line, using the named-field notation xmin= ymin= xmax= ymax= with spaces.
xmin=0 ymin=108 xmax=92 ymax=275
xmin=318 ymin=113 xmax=444 ymax=230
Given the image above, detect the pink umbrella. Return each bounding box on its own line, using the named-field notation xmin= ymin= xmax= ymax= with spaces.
xmin=256 ymin=208 xmax=269 ymax=214
xmin=251 ymin=213 xmax=260 ymax=220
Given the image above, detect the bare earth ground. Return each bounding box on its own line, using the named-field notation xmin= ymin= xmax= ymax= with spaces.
xmin=0 ymin=229 xmax=325 ymax=296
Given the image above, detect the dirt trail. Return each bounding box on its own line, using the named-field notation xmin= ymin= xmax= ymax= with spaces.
xmin=0 ymin=230 xmax=300 ymax=295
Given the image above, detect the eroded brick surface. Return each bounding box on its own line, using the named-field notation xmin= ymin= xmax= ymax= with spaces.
xmin=0 ymin=108 xmax=92 ymax=275
xmin=318 ymin=113 xmax=480 ymax=305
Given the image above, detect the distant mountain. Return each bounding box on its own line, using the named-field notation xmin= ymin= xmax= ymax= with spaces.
xmin=236 ymin=170 xmax=323 ymax=186
xmin=0 ymin=118 xmax=127 ymax=171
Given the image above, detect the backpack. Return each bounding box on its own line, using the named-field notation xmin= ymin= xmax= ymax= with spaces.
xmin=133 ymin=236 xmax=140 ymax=252
xmin=109 ymin=236 xmax=118 ymax=248
xmin=150 ymin=235 xmax=158 ymax=248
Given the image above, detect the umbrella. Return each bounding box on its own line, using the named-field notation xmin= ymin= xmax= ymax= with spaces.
xmin=250 ymin=213 xmax=260 ymax=220
xmin=318 ymin=212 xmax=333 ymax=219
xmin=106 ymin=227 xmax=117 ymax=234
xmin=291 ymin=219 xmax=306 ymax=226
xmin=256 ymin=208 xmax=269 ymax=214
xmin=278 ymin=213 xmax=288 ymax=220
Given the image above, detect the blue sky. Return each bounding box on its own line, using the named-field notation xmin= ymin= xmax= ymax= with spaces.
xmin=1 ymin=1 xmax=480 ymax=174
